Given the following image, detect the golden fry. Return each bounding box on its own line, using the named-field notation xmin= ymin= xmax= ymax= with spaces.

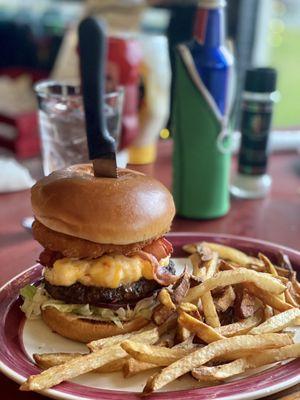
xmin=250 ymin=308 xmax=300 ymax=334
xmin=123 ymin=358 xmax=157 ymax=378
xmin=21 ymin=345 xmax=127 ymax=391
xmin=192 ymin=358 xmax=247 ymax=381
xmin=244 ymin=283 xmax=293 ymax=312
xmin=121 ymin=340 xmax=197 ymax=366
xmin=185 ymin=269 xmax=286 ymax=303
xmin=88 ymin=324 xmax=155 ymax=350
xmin=158 ymin=289 xmax=176 ymax=311
xmin=143 ymin=333 xmax=292 ymax=393
xmin=214 ymin=286 xmax=236 ymax=313
xmin=215 ymin=310 xmax=263 ymax=337
xmin=178 ymin=312 xmax=225 ymax=343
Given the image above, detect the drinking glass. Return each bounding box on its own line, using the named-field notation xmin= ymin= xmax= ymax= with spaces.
xmin=35 ymin=81 xmax=124 ymax=175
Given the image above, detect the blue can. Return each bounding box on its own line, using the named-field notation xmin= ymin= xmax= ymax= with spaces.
xmin=187 ymin=0 xmax=233 ymax=116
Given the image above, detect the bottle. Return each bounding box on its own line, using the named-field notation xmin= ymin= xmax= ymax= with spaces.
xmin=172 ymin=0 xmax=233 ymax=219
xmin=231 ymin=67 xmax=278 ymax=199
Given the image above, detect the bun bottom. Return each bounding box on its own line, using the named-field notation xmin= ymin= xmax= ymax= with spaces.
xmin=41 ymin=307 xmax=150 ymax=343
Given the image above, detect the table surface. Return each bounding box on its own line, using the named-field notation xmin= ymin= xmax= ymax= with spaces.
xmin=0 ymin=140 xmax=299 ymax=399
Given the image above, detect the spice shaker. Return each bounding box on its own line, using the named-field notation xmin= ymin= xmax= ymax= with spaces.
xmin=231 ymin=67 xmax=278 ymax=199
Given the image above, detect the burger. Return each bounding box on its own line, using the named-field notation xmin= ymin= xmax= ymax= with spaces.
xmin=20 ymin=165 xmax=177 ymax=343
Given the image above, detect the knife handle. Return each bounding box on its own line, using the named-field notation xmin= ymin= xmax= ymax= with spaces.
xmin=79 ymin=17 xmax=116 ymax=159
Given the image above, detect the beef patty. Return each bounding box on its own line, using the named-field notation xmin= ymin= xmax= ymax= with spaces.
xmin=44 ymin=260 xmax=175 ymax=308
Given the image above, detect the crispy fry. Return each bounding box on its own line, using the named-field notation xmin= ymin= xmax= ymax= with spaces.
xmin=121 ymin=341 xmax=197 ymax=366
xmin=143 ymin=333 xmax=292 ymax=393
xmin=259 ymin=253 xmax=285 ymax=301
xmin=20 ymin=345 xmax=127 ymax=391
xmin=178 ymin=312 xmax=225 ymax=343
xmin=244 ymin=283 xmax=293 ymax=312
xmin=264 ymin=305 xmax=274 ymax=320
xmin=246 ymin=343 xmax=300 ymax=367
xmin=285 ymin=288 xmax=300 ymax=308
xmin=214 ymin=286 xmax=236 ymax=313
xmin=192 ymin=358 xmax=247 ymax=382
xmin=193 ymin=343 xmax=300 ymax=383
xmin=158 ymin=289 xmax=176 ymax=311
xmin=218 ymin=260 xmax=237 ymax=271
xmin=250 ymin=308 xmax=300 ymax=334
xmin=234 ymin=286 xmax=262 ymax=319
xmin=201 ymin=291 xmax=221 ymax=327
xmin=175 ymin=324 xmax=192 ymax=343
xmin=123 ymin=358 xmax=157 ymax=378
xmin=152 ymin=305 xmax=175 ymax=325
xmin=189 ymin=253 xmax=207 ymax=280
xmin=184 ymin=242 xmax=261 ymax=267
xmin=169 ymin=268 xmax=191 ymax=304
xmin=200 ymin=251 xmax=220 ymax=328
xmin=185 ymin=269 xmax=286 ymax=303
xmin=34 ymin=352 xmax=128 ymax=374
xmin=87 ymin=324 xmax=155 ymax=350
xmin=215 ymin=310 xmax=263 ymax=337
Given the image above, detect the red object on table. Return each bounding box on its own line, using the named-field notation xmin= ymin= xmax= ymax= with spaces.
xmin=107 ymin=36 xmax=142 ymax=149
xmin=0 ymin=68 xmax=48 ymax=159
xmin=0 ymin=140 xmax=299 ymax=399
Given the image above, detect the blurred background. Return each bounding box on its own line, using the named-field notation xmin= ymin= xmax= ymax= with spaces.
xmin=0 ymin=0 xmax=299 ymax=170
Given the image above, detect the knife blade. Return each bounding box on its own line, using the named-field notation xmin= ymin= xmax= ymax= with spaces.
xmin=78 ymin=17 xmax=117 ymax=178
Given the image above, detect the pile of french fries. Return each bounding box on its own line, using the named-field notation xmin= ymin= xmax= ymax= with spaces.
xmin=20 ymin=242 xmax=300 ymax=394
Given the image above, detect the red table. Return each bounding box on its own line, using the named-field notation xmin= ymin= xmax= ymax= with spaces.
xmin=0 ymin=140 xmax=299 ymax=399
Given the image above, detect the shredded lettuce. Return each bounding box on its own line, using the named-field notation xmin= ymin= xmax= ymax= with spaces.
xmin=20 ymin=284 xmax=157 ymax=328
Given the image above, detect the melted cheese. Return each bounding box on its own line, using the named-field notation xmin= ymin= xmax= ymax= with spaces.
xmin=44 ymin=255 xmax=170 ymax=289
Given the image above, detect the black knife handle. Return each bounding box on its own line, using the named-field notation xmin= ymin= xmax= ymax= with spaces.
xmin=79 ymin=17 xmax=116 ymax=159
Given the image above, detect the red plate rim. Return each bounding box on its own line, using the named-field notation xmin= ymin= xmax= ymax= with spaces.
xmin=0 ymin=232 xmax=299 ymax=400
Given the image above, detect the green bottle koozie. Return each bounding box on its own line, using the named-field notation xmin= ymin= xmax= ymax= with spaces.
xmin=172 ymin=45 xmax=231 ymax=219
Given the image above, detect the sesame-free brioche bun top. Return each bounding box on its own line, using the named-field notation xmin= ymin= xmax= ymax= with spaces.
xmin=31 ymin=164 xmax=175 ymax=245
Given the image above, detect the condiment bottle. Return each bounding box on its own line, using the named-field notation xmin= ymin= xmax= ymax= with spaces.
xmin=172 ymin=0 xmax=233 ymax=219
xmin=231 ymin=67 xmax=278 ymax=198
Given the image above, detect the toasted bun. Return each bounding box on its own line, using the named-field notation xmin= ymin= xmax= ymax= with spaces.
xmin=41 ymin=307 xmax=149 ymax=343
xmin=31 ymin=165 xmax=175 ymax=245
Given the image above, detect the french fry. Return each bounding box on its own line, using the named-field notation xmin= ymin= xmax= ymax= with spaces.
xmin=214 ymin=286 xmax=236 ymax=313
xmin=152 ymin=305 xmax=175 ymax=325
xmin=200 ymin=251 xmax=220 ymax=328
xmin=193 ymin=343 xmax=300 ymax=383
xmin=250 ymin=308 xmax=300 ymax=334
xmin=234 ymin=286 xmax=262 ymax=319
xmin=264 ymin=305 xmax=274 ymax=320
xmin=246 ymin=343 xmax=300 ymax=367
xmin=34 ymin=352 xmax=128 ymax=374
xmin=178 ymin=312 xmax=224 ymax=343
xmin=87 ymin=323 xmax=155 ymax=350
xmin=33 ymin=353 xmax=83 ymax=369
xmin=259 ymin=253 xmax=285 ymax=301
xmin=218 ymin=260 xmax=237 ymax=271
xmin=192 ymin=358 xmax=247 ymax=382
xmin=185 ymin=242 xmax=262 ymax=267
xmin=244 ymin=283 xmax=293 ymax=312
xmin=143 ymin=333 xmax=292 ymax=393
xmin=121 ymin=341 xmax=197 ymax=366
xmin=175 ymin=324 xmax=193 ymax=343
xmin=215 ymin=310 xmax=263 ymax=337
xmin=185 ymin=269 xmax=286 ymax=303
xmin=158 ymin=289 xmax=176 ymax=310
xmin=123 ymin=358 xmax=157 ymax=378
xmin=189 ymin=253 xmax=207 ymax=280
xmin=21 ymin=345 xmax=127 ymax=391
xmin=285 ymin=289 xmax=300 ymax=308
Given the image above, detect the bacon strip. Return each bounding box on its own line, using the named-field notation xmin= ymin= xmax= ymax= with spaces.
xmin=39 ymin=249 xmax=63 ymax=267
xmin=142 ymin=238 xmax=173 ymax=262
xmin=136 ymin=250 xmax=179 ymax=286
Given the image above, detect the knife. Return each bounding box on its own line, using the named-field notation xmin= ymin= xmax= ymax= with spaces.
xmin=78 ymin=17 xmax=118 ymax=178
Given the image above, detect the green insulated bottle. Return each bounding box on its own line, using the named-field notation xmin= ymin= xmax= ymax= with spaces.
xmin=172 ymin=0 xmax=233 ymax=219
